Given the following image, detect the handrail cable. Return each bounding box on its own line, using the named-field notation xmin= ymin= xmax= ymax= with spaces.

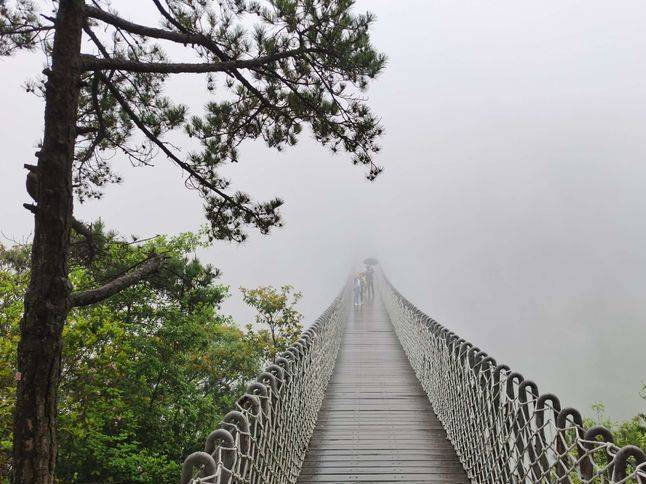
xmin=378 ymin=270 xmax=646 ymax=483
xmin=180 ymin=270 xmax=646 ymax=483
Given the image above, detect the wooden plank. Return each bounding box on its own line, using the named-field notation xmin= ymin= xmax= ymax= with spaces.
xmin=299 ymin=466 xmax=466 ymax=474
xmin=296 ymin=298 xmax=468 ymax=482
xmin=298 ymin=474 xmax=470 ymax=483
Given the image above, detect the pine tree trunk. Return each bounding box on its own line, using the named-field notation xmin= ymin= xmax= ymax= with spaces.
xmin=12 ymin=1 xmax=84 ymax=482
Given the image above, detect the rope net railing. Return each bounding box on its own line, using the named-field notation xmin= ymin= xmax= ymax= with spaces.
xmin=379 ymin=272 xmax=646 ymax=484
xmin=180 ymin=288 xmax=349 ymax=484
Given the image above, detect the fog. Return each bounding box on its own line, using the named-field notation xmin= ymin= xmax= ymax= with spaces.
xmin=1 ymin=0 xmax=645 ymax=420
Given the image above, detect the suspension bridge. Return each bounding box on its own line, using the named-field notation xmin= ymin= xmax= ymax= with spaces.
xmin=180 ymin=270 xmax=646 ymax=484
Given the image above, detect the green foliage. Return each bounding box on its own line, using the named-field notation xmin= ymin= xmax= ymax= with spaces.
xmin=241 ymin=284 xmax=303 ymax=359
xmin=0 ymin=243 xmax=29 ymax=473
xmin=0 ymin=229 xmax=267 ymax=482
xmin=585 ymin=394 xmax=646 ymax=452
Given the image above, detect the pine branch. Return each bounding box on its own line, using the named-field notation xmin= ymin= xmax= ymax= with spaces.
xmin=85 ymin=5 xmax=200 ymax=44
xmin=97 ymin=72 xmax=264 ymax=224
xmin=82 ymin=25 xmax=263 ymax=223
xmin=85 ymin=4 xmax=278 ymax=109
xmin=150 ymin=0 xmax=189 ymax=34
xmin=79 ymin=48 xmax=307 ymax=74
xmin=71 ymin=253 xmax=166 ymax=307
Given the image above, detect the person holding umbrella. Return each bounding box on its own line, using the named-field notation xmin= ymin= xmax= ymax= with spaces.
xmin=362 ymin=258 xmax=378 ymax=301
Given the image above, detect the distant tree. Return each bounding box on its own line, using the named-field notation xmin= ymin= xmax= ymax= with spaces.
xmin=0 ymin=0 xmax=384 ymax=480
xmin=241 ymin=284 xmax=303 ymax=359
xmin=0 ymin=230 xmax=267 ymax=482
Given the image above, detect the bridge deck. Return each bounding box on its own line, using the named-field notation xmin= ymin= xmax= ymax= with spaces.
xmin=297 ymin=296 xmax=469 ymax=483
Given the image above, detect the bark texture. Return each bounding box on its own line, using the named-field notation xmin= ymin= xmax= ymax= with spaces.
xmin=71 ymin=254 xmax=166 ymax=307
xmin=13 ymin=1 xmax=84 ymax=482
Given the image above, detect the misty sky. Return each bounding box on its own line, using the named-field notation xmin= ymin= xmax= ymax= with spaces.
xmin=1 ymin=0 xmax=645 ymax=419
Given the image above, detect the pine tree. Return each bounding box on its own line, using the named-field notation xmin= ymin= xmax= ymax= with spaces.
xmin=0 ymin=1 xmax=385 ymax=481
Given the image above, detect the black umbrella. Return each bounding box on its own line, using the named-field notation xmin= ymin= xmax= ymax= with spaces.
xmin=363 ymin=258 xmax=379 ymax=266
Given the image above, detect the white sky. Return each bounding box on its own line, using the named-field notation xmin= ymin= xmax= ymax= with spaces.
xmin=1 ymin=0 xmax=645 ymax=419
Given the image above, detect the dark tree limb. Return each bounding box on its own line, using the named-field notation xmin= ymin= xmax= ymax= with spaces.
xmin=80 ymin=48 xmax=307 ymax=74
xmin=150 ymin=0 xmax=189 ymax=33
xmin=75 ymin=125 xmax=97 ymax=136
xmin=85 ymin=5 xmax=201 ymax=45
xmin=71 ymin=253 xmax=166 ymax=307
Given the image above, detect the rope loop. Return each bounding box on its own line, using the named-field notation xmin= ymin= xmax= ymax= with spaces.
xmin=181 ymin=287 xmax=349 ymax=483
xmin=180 ymin=452 xmax=218 ymax=484
xmin=376 ymin=270 xmax=644 ymax=484
xmin=612 ymin=445 xmax=646 ymax=482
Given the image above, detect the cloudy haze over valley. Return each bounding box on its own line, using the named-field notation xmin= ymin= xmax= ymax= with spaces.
xmin=1 ymin=0 xmax=645 ymax=419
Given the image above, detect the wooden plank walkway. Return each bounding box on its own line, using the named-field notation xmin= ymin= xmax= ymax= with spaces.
xmin=297 ymin=296 xmax=469 ymax=483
